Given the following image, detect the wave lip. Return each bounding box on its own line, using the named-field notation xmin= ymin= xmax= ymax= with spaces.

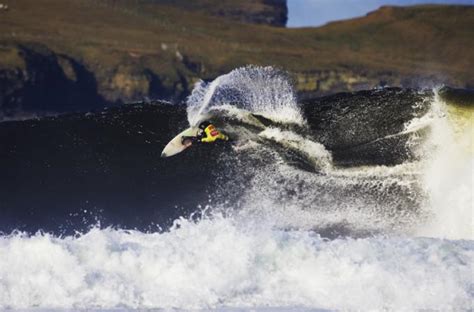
xmin=186 ymin=65 xmax=304 ymax=126
xmin=0 ymin=218 xmax=472 ymax=310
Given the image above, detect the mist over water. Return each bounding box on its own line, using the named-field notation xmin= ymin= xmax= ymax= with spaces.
xmin=0 ymin=66 xmax=472 ymax=310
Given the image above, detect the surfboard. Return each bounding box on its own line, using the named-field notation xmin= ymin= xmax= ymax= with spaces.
xmin=161 ymin=127 xmax=200 ymax=157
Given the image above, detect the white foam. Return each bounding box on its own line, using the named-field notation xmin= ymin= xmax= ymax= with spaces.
xmin=233 ymin=159 xmax=422 ymax=234
xmin=0 ymin=218 xmax=472 ymax=310
xmin=415 ymin=92 xmax=474 ymax=240
xmin=259 ymin=127 xmax=333 ymax=172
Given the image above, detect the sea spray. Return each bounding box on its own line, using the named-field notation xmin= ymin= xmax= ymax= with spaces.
xmin=259 ymin=127 xmax=333 ymax=173
xmin=187 ymin=66 xmax=304 ymax=126
xmin=416 ymin=90 xmax=474 ymax=240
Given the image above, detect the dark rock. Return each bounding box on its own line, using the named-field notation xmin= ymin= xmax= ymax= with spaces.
xmin=156 ymin=0 xmax=288 ymax=27
xmin=0 ymin=43 xmax=107 ymax=119
xmin=211 ymin=0 xmax=287 ymax=27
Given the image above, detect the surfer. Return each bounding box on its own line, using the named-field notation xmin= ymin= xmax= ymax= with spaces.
xmin=182 ymin=121 xmax=228 ymax=146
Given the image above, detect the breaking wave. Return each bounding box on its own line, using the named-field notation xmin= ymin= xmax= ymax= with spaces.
xmin=187 ymin=66 xmax=304 ymax=126
xmin=0 ymin=67 xmax=472 ymax=310
xmin=415 ymin=91 xmax=473 ymax=239
xmin=0 ymin=218 xmax=472 ymax=310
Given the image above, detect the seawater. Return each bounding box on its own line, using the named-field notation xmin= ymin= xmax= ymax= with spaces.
xmin=0 ymin=67 xmax=472 ymax=310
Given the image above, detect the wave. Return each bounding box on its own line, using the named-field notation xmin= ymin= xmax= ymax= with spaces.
xmin=0 ymin=67 xmax=472 ymax=309
xmin=415 ymin=91 xmax=473 ymax=239
xmin=0 ymin=217 xmax=472 ymax=310
xmin=186 ymin=66 xmax=304 ymax=126
xmin=0 ymin=69 xmax=471 ymax=238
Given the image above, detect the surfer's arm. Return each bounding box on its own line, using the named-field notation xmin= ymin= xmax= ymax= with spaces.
xmin=196 ymin=132 xmax=207 ymax=143
xmin=201 ymin=133 xmax=228 ymax=143
xmin=218 ymin=133 xmax=229 ymax=141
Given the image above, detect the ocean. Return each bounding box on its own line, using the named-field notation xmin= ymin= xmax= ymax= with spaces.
xmin=0 ymin=66 xmax=472 ymax=310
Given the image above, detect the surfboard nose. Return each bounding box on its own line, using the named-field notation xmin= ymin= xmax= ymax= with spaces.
xmin=161 ymin=152 xmax=167 ymax=158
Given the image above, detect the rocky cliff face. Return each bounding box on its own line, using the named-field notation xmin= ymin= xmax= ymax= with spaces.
xmin=0 ymin=2 xmax=472 ymax=118
xmin=0 ymin=43 xmax=106 ymax=118
xmin=210 ymin=0 xmax=287 ymax=27
xmin=293 ymin=70 xmax=446 ymax=99
xmin=153 ymin=0 xmax=288 ymax=27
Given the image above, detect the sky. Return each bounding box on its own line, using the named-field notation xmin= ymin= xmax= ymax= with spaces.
xmin=287 ymin=0 xmax=474 ymax=27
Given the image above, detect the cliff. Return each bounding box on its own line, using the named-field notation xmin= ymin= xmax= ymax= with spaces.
xmin=0 ymin=1 xmax=472 ymax=117
xmin=156 ymin=0 xmax=288 ymax=26
xmin=0 ymin=43 xmax=106 ymax=118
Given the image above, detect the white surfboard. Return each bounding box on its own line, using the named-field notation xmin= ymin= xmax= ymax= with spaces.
xmin=161 ymin=127 xmax=200 ymax=157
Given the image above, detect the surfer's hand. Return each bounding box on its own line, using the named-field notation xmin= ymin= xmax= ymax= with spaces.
xmin=181 ymin=136 xmax=197 ymax=146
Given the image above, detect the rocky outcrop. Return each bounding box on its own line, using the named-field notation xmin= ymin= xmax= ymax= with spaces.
xmin=156 ymin=0 xmax=288 ymax=27
xmin=0 ymin=43 xmax=106 ymax=118
xmin=209 ymin=0 xmax=288 ymax=27
xmin=0 ymin=42 xmax=208 ymax=118
xmin=0 ymin=41 xmax=463 ymax=120
xmin=106 ymin=0 xmax=288 ymax=27
xmin=295 ymin=70 xmax=374 ymax=98
xmin=294 ymin=70 xmax=448 ymax=100
xmin=0 ymin=3 xmax=471 ymax=118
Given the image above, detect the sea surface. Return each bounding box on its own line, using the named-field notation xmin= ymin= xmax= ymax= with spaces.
xmin=0 ymin=66 xmax=472 ymax=310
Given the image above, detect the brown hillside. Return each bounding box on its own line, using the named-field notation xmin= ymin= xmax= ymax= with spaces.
xmin=0 ymin=1 xmax=472 ymax=113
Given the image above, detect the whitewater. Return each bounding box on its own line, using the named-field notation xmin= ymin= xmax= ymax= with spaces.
xmin=0 ymin=220 xmax=472 ymax=310
xmin=0 ymin=66 xmax=472 ymax=311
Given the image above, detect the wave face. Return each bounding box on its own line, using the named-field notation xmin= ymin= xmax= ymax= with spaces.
xmin=0 ymin=66 xmax=472 ymax=310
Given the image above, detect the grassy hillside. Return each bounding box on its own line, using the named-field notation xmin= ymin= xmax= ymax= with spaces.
xmin=0 ymin=1 xmax=472 ymax=113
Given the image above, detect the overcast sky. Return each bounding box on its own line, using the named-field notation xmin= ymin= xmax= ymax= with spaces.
xmin=287 ymin=0 xmax=474 ymax=27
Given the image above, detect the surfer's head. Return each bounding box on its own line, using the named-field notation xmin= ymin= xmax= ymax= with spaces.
xmin=198 ymin=121 xmax=211 ymax=130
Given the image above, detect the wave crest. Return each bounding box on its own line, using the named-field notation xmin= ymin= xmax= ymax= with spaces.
xmin=186 ymin=66 xmax=304 ymax=126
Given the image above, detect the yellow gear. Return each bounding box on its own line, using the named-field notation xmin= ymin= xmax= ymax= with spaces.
xmin=200 ymin=124 xmax=228 ymax=143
